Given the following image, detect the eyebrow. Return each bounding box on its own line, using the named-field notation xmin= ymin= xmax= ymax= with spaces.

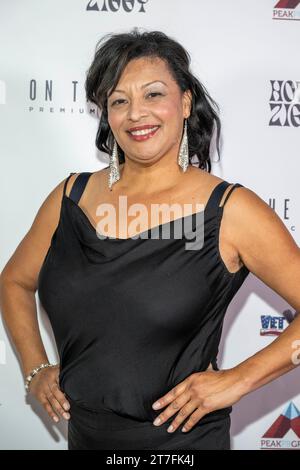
xmin=111 ymin=80 xmax=168 ymax=95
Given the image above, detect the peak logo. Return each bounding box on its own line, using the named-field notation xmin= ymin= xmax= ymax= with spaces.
xmin=261 ymin=402 xmax=300 ymax=449
xmin=273 ymin=0 xmax=300 ymax=20
xmin=86 ymin=0 xmax=149 ymax=13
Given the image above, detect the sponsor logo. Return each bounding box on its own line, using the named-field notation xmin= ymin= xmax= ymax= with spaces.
xmin=86 ymin=0 xmax=149 ymax=13
xmin=27 ymin=79 xmax=97 ymax=115
xmin=260 ymin=310 xmax=298 ymax=336
xmin=261 ymin=402 xmax=300 ymax=449
xmin=269 ymin=80 xmax=300 ymax=127
xmin=260 ymin=315 xmax=286 ymax=336
xmin=273 ymin=0 xmax=300 ymax=20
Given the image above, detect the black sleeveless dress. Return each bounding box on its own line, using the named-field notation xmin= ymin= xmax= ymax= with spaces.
xmin=37 ymin=171 xmax=250 ymax=450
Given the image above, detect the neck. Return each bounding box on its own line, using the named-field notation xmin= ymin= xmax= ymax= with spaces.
xmin=117 ymin=154 xmax=191 ymax=196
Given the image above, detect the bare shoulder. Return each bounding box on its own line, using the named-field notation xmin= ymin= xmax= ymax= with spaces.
xmin=187 ymin=166 xmax=222 ymax=184
xmin=64 ymin=172 xmax=81 ymax=197
xmin=225 ymin=183 xmax=295 ymax=237
xmin=62 ymin=166 xmax=109 ymax=200
xmin=222 ymin=184 xmax=299 ymax=272
xmin=222 ymin=183 xmax=300 ymax=309
xmin=185 ymin=166 xmax=226 ymax=201
xmin=216 ymin=182 xmax=274 ymax=230
xmin=0 ymin=173 xmax=77 ymax=289
xmin=188 ymin=167 xmax=255 ymax=206
xmin=221 ymin=184 xmax=275 ymax=222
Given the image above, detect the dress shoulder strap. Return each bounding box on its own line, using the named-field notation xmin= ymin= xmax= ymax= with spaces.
xmin=205 ymin=181 xmax=244 ymax=216
xmin=63 ymin=172 xmax=76 ymax=197
xmin=63 ymin=172 xmax=93 ymax=204
xmin=221 ymin=183 xmax=244 ymax=207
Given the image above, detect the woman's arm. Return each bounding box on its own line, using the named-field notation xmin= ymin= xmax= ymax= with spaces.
xmin=225 ymin=185 xmax=300 ymax=394
xmin=0 ymin=278 xmax=49 ymax=379
xmin=150 ymin=185 xmax=300 ymax=433
xmin=0 ymin=174 xmax=78 ymax=421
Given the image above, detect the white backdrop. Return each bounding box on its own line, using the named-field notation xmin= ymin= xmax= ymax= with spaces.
xmin=0 ymin=0 xmax=299 ymax=450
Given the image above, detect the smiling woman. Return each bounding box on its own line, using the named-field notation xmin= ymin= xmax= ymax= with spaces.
xmin=1 ymin=27 xmax=300 ymax=452
xmin=85 ymin=28 xmax=221 ymax=175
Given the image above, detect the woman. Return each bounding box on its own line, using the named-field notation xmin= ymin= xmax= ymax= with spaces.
xmin=1 ymin=29 xmax=300 ymax=451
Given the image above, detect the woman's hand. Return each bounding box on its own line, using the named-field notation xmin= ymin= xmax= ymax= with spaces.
xmin=27 ymin=365 xmax=71 ymax=423
xmin=151 ymin=367 xmax=245 ymax=433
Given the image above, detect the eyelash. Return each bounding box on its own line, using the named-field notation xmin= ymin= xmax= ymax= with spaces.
xmin=111 ymin=92 xmax=163 ymax=107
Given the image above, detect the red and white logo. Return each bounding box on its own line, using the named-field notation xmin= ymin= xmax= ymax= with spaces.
xmin=261 ymin=402 xmax=300 ymax=449
xmin=273 ymin=0 xmax=300 ymax=20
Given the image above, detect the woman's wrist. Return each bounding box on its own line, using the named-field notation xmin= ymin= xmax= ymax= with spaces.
xmin=23 ymin=356 xmax=51 ymax=379
xmin=226 ymin=364 xmax=254 ymax=399
xmin=24 ymin=362 xmax=58 ymax=391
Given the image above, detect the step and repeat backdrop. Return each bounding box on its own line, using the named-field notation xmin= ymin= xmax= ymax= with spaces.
xmin=0 ymin=0 xmax=299 ymax=450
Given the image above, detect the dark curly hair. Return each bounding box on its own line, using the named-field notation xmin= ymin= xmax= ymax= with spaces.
xmin=85 ymin=28 xmax=221 ymax=172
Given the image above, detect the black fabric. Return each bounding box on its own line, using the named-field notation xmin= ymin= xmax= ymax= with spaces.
xmin=37 ymin=172 xmax=250 ymax=450
xmin=67 ymin=397 xmax=231 ymax=450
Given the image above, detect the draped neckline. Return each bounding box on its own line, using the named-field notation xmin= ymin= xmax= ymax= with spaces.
xmin=63 ymin=180 xmax=226 ymax=241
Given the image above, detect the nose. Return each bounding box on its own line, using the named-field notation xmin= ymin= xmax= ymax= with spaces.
xmin=127 ymin=97 xmax=148 ymax=122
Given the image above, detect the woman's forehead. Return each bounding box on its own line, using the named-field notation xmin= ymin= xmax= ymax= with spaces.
xmin=107 ymin=61 xmax=173 ymax=95
xmin=111 ymin=59 xmax=173 ymax=91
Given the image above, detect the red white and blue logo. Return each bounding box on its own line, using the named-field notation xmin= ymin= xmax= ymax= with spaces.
xmin=260 ymin=310 xmax=299 ymax=336
xmin=260 ymin=315 xmax=286 ymax=336
xmin=261 ymin=402 xmax=300 ymax=449
xmin=273 ymin=0 xmax=300 ymax=20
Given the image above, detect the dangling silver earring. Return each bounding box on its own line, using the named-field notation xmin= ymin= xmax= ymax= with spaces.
xmin=108 ymin=137 xmax=121 ymax=190
xmin=178 ymin=118 xmax=189 ymax=172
